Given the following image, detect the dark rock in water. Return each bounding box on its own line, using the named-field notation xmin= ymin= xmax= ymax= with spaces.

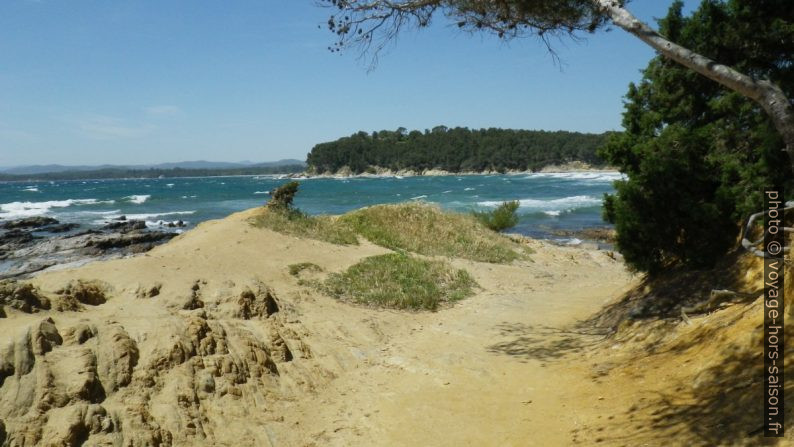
xmin=89 ymin=230 xmax=177 ymax=250
xmin=177 ymin=220 xmax=185 ymax=227
xmin=73 ymin=229 xmax=103 ymax=237
xmin=0 ymin=261 xmax=56 ymax=279
xmin=1 ymin=216 xmax=178 ymax=280
xmin=40 ymin=223 xmax=80 ymax=233
xmin=0 ymin=230 xmax=37 ymax=259
xmin=1 ymin=216 xmax=59 ymax=230
xmin=116 ymin=215 xmax=127 ymax=221
xmin=0 ymin=229 xmax=36 ymax=245
xmin=101 ymin=220 xmax=146 ymax=232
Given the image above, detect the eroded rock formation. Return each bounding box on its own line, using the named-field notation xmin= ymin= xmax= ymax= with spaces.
xmin=0 ymin=279 xmax=318 ymax=446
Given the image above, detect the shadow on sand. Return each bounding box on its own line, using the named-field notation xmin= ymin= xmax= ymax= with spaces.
xmin=596 ymin=344 xmax=794 ymax=447
xmin=486 ymin=322 xmax=608 ymax=362
xmin=485 ymin=248 xmax=793 ymax=445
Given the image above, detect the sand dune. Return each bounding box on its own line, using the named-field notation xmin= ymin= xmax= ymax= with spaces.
xmin=0 ymin=207 xmax=789 ymax=446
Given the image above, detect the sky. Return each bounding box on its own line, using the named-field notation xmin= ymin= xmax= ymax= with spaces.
xmin=0 ymin=0 xmax=698 ymax=167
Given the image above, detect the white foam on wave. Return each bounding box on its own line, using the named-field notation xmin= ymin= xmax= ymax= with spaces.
xmin=441 ymin=190 xmax=452 ymax=194
xmin=410 ymin=195 xmax=427 ymax=200
xmin=90 ymin=210 xmax=196 ymax=226
xmin=527 ymin=171 xmax=626 ymax=182
xmin=166 ymin=183 xmax=174 ymax=188
xmin=464 ymin=187 xmax=475 ymax=191
xmin=543 ymin=210 xmax=562 ymax=217
xmin=145 ymin=220 xmax=189 ymax=229
xmin=23 ymin=186 xmax=39 ymax=192
xmin=125 ymin=195 xmax=151 ymax=204
xmin=120 ymin=211 xmax=195 ymax=220
xmin=254 ymin=191 xmax=270 ymax=195
xmin=79 ymin=209 xmax=122 ymax=215
xmin=478 ymin=195 xmax=602 ymax=212
xmin=0 ymin=199 xmax=105 ymax=218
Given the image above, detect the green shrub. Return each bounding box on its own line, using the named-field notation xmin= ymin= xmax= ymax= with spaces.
xmin=319 ymin=253 xmax=477 ymax=310
xmin=267 ymin=181 xmax=300 ymax=210
xmin=472 ymin=201 xmax=520 ymax=232
xmin=598 ymin=2 xmax=793 ymax=273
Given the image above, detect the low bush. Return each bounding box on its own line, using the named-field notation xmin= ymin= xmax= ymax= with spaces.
xmin=319 ymin=253 xmax=477 ymax=310
xmin=472 ymin=201 xmax=520 ymax=232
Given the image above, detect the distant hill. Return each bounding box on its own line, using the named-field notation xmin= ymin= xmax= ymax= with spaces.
xmin=0 ymin=161 xmax=306 ymax=182
xmin=0 ymin=159 xmax=305 ymax=175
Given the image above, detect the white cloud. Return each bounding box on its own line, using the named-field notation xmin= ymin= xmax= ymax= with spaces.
xmin=145 ymin=105 xmax=182 ymax=116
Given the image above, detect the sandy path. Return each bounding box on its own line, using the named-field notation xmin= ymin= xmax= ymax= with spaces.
xmin=272 ymin=239 xmax=636 ymax=446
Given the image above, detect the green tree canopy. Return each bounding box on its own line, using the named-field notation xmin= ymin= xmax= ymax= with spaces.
xmin=306 ymin=127 xmax=611 ymax=174
xmin=323 ymin=0 xmax=794 ymax=172
xmin=600 ymin=0 xmax=794 ymax=272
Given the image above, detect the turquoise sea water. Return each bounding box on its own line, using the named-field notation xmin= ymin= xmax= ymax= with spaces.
xmin=0 ymin=172 xmax=623 ymax=241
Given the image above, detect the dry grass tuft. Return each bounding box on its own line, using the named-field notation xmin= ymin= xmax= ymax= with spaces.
xmin=250 ymin=208 xmax=359 ymax=245
xmin=251 ymin=202 xmax=530 ymax=264
xmin=339 ymin=203 xmax=529 ymax=263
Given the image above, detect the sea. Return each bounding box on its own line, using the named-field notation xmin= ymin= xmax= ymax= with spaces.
xmin=0 ymin=172 xmax=624 ymax=243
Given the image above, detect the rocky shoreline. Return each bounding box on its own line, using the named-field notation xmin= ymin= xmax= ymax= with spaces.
xmin=0 ymin=216 xmax=183 ymax=279
xmin=288 ymin=162 xmax=619 ymax=179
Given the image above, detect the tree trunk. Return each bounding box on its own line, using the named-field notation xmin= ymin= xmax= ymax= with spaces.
xmin=594 ymin=0 xmax=794 ymax=174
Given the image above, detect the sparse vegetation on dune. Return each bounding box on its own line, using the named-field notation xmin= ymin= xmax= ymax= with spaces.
xmin=251 ymin=182 xmax=359 ymax=245
xmin=472 ymin=200 xmax=520 ymax=232
xmin=339 ymin=202 xmax=530 ymax=263
xmin=318 ymin=253 xmax=477 ymax=310
xmin=252 ymin=188 xmax=530 ymax=264
xmin=250 ymin=208 xmax=360 ymax=245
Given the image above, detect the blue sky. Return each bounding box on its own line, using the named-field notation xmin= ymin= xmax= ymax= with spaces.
xmin=0 ymin=0 xmax=697 ymax=167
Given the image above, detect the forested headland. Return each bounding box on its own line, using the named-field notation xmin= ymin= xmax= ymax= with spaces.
xmin=306 ymin=127 xmax=613 ymax=174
